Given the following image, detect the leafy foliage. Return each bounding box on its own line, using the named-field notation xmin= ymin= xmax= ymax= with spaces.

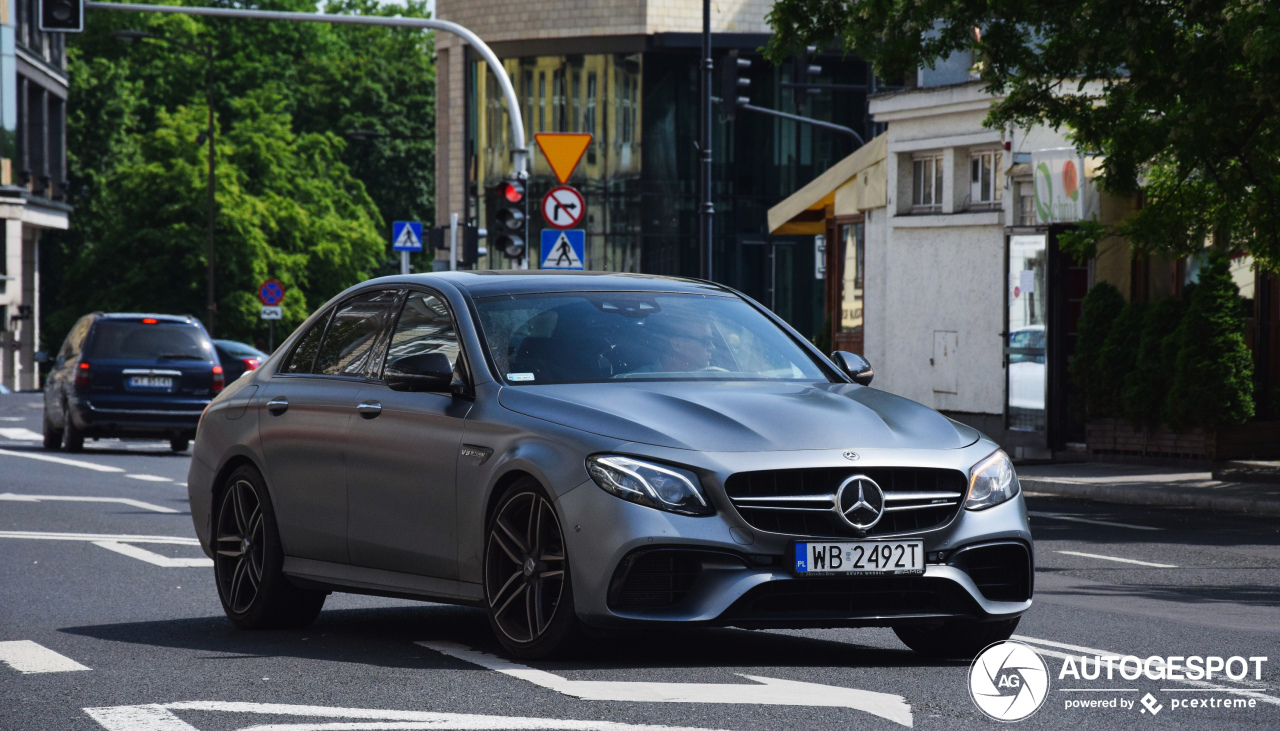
xmin=1121 ymin=297 xmax=1187 ymax=428
xmin=46 ymin=0 xmax=435 ymax=349
xmin=1068 ymin=282 xmax=1124 ymax=418
xmin=1094 ymin=300 xmax=1146 ymax=418
xmin=1167 ymin=255 xmax=1255 ymax=429
xmin=764 ymin=0 xmax=1280 ymax=270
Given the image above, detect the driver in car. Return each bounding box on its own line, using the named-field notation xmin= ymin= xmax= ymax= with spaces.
xmin=635 ymin=313 xmax=718 ymax=373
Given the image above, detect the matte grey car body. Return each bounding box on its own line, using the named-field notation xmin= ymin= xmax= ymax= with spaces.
xmin=189 ymin=272 xmax=1032 ymax=657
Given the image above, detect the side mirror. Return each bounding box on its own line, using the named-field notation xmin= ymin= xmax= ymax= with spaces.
xmin=831 ymin=351 xmax=874 ymax=386
xmin=385 ymin=352 xmax=454 ymax=393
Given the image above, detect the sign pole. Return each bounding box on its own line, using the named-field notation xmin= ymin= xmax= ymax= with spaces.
xmin=268 ymin=321 xmax=274 ymax=353
xmin=401 ymin=250 xmax=409 ymax=275
xmin=449 ymin=212 xmax=459 ymax=272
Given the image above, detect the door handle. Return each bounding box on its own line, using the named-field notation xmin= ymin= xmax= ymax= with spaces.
xmin=266 ymin=397 xmax=289 ymax=414
xmin=356 ymin=400 xmax=382 ymax=418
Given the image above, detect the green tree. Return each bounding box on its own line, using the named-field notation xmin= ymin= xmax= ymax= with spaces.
xmin=1069 ymin=282 xmax=1124 ymax=418
xmin=764 ymin=0 xmax=1280 ymax=271
xmin=1121 ymin=297 xmax=1186 ymax=428
xmin=1167 ymin=255 xmax=1254 ymax=429
xmin=45 ymin=0 xmax=435 ymax=349
xmin=1095 ymin=299 xmax=1146 ymax=418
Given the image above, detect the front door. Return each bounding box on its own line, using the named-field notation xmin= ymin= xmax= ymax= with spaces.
xmin=1005 ymin=234 xmax=1048 ymax=435
xmin=346 ymin=289 xmax=473 ymax=579
xmin=257 ymin=289 xmax=400 ymax=564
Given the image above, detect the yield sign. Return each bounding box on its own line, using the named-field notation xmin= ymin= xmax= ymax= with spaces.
xmin=535 ymin=133 xmax=592 ymax=184
xmin=542 ymin=185 xmax=585 ymax=228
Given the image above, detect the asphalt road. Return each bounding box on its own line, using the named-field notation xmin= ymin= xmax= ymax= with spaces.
xmin=1 ymin=391 xmax=1277 ymax=730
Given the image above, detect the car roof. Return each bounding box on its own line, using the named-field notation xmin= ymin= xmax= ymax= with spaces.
xmin=94 ymin=313 xmax=198 ymax=324
xmin=371 ymin=271 xmax=738 ymax=298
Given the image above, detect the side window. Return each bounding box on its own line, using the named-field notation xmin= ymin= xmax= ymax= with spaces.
xmin=60 ymin=316 xmax=92 ymax=361
xmin=314 ymin=290 xmax=400 ymax=377
xmin=383 ymin=291 xmax=461 ymax=375
xmin=280 ymin=310 xmax=332 ymax=375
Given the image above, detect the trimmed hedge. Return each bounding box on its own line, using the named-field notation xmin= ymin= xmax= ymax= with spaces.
xmin=1167 ymin=255 xmax=1255 ymax=429
xmin=1069 ymin=282 xmax=1125 ymax=418
xmin=1121 ymin=297 xmax=1187 ymax=428
xmin=1095 ymin=300 xmax=1148 ymax=417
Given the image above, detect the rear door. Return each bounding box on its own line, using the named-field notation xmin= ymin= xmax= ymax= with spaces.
xmin=80 ymin=319 xmax=221 ymax=413
xmin=346 ymin=288 xmax=473 ymax=578
xmin=257 ymin=289 xmax=400 ymax=564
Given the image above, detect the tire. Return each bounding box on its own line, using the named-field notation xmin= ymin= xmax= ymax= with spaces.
xmin=61 ymin=409 xmax=85 ymax=453
xmin=213 ymin=464 xmax=326 ymax=629
xmin=893 ymin=616 xmax=1021 ymax=660
xmin=483 ymin=478 xmax=581 ymax=659
xmin=170 ymin=437 xmax=190 ymax=452
xmin=42 ymin=412 xmax=62 ymax=450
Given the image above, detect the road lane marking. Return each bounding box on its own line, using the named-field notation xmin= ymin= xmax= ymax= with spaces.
xmin=0 ymin=448 xmax=124 ymax=472
xmin=418 ymin=640 xmax=913 ymax=726
xmin=86 ymin=701 xmax=725 ymax=731
xmin=0 ymin=530 xmax=199 ymax=544
xmin=127 ymin=474 xmax=174 ymax=482
xmin=0 ymin=416 xmax=26 ymax=421
xmin=0 ymin=427 xmax=43 ymax=441
xmin=1028 ymin=511 xmax=1162 ymax=531
xmin=0 ymin=492 xmax=179 ymax=513
xmin=92 ymin=541 xmax=212 ymax=567
xmin=1015 ymin=635 xmax=1279 ymax=702
xmin=0 ymin=640 xmax=90 ymax=673
xmin=1055 ymin=550 xmax=1177 ymax=568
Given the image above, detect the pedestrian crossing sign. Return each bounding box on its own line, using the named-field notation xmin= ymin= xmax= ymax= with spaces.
xmin=540 ymin=229 xmax=585 ymax=270
xmin=392 ymin=221 xmax=423 ymax=251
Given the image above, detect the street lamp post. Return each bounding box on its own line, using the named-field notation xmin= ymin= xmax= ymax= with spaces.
xmin=112 ymin=30 xmax=217 ymax=336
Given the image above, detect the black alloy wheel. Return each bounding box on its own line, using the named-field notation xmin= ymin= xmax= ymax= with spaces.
xmin=213 ymin=465 xmax=325 ymax=628
xmin=215 ymin=477 xmax=267 ymax=615
xmin=484 ymin=480 xmax=579 ymax=658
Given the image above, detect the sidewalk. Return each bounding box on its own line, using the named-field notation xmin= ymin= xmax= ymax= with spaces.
xmin=1017 ymin=461 xmax=1280 ymax=518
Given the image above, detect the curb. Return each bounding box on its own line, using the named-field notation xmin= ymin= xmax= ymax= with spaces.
xmin=1020 ymin=478 xmax=1280 ymax=518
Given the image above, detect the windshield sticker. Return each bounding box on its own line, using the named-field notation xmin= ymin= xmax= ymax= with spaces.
xmin=507 ymin=373 xmax=535 ymax=382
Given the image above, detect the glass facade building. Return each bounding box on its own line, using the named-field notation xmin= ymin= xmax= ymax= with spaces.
xmin=465 ymin=42 xmax=877 ymax=339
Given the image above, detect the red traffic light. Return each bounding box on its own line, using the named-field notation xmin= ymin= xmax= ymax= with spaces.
xmin=501 ymin=181 xmax=524 ymax=203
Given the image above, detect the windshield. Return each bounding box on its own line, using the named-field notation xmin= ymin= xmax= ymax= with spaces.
xmin=87 ymin=322 xmax=213 ymax=361
xmin=474 ymin=292 xmax=831 ymax=385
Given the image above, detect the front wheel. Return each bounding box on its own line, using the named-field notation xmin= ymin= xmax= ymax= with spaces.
xmin=484 ymin=479 xmax=581 ymax=659
xmin=213 ymin=464 xmax=326 ymax=629
xmin=894 ymin=616 xmax=1021 ymax=659
xmin=170 ymin=437 xmax=190 ymax=452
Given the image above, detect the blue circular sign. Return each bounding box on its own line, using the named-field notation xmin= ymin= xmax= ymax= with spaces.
xmin=258 ymin=279 xmax=285 ymax=306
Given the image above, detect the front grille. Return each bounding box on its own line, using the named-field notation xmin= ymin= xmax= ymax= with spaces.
xmin=607 ymin=550 xmax=703 ymax=610
xmin=723 ymin=575 xmax=960 ymax=623
xmin=724 ymin=467 xmax=967 ymax=538
xmin=950 ymin=542 xmax=1033 ymax=602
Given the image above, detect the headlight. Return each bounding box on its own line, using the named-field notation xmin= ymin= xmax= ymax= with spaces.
xmin=966 ymin=450 xmax=1021 ymax=510
xmin=586 ymin=455 xmax=713 ymax=516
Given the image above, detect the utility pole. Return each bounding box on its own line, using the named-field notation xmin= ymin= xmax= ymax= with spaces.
xmin=205 ymin=44 xmax=216 ymax=336
xmin=699 ymin=0 xmax=713 ymax=281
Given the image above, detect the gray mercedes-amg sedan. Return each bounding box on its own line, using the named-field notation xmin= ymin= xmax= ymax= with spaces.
xmin=189 ymin=272 xmax=1032 ymax=659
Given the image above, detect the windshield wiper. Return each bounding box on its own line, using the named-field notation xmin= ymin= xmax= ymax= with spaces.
xmin=156 ymin=353 xmax=201 ymax=360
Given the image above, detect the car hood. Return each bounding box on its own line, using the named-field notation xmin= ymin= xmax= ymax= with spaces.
xmin=497 ymin=380 xmax=980 ymax=452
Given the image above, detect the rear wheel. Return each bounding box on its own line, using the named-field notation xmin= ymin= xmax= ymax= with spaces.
xmin=214 ymin=464 xmax=325 ymax=629
xmin=61 ymin=409 xmax=84 ymax=453
xmin=484 ymin=479 xmax=580 ymax=659
xmin=894 ymin=616 xmax=1021 ymax=659
xmin=170 ymin=437 xmax=190 ymax=452
xmin=42 ymin=412 xmax=62 ymax=450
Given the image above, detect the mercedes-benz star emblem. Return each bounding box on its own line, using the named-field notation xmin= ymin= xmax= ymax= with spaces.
xmin=835 ymin=475 xmax=885 ymax=530
xmin=842 ymin=450 xmax=860 ymax=461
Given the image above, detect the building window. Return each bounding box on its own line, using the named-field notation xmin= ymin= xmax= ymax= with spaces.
xmin=970 ymin=150 xmax=1003 ymax=208
xmin=912 ymin=154 xmax=943 ymax=212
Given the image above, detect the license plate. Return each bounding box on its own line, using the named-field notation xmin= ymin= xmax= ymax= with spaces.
xmin=129 ymin=376 xmax=173 ymax=389
xmin=794 ymin=540 xmax=924 ymax=576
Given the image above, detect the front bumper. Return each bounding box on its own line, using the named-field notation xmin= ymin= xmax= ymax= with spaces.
xmin=557 ymin=442 xmax=1033 ymax=629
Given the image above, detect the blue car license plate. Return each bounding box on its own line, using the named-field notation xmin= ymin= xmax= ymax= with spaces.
xmin=794 ymin=540 xmax=924 ymax=576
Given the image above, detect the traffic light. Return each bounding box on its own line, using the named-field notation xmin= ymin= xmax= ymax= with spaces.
xmin=791 ymin=45 xmax=822 ymax=113
xmin=720 ymin=50 xmax=751 ymax=121
xmin=39 ymin=0 xmax=84 ymax=32
xmin=488 ymin=178 xmax=526 ymax=261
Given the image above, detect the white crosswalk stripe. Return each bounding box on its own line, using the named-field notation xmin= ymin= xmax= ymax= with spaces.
xmin=0 ymin=640 xmax=90 ymax=674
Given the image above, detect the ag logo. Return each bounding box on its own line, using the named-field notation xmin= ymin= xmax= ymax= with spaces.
xmin=969 ymin=640 xmax=1049 ymax=722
